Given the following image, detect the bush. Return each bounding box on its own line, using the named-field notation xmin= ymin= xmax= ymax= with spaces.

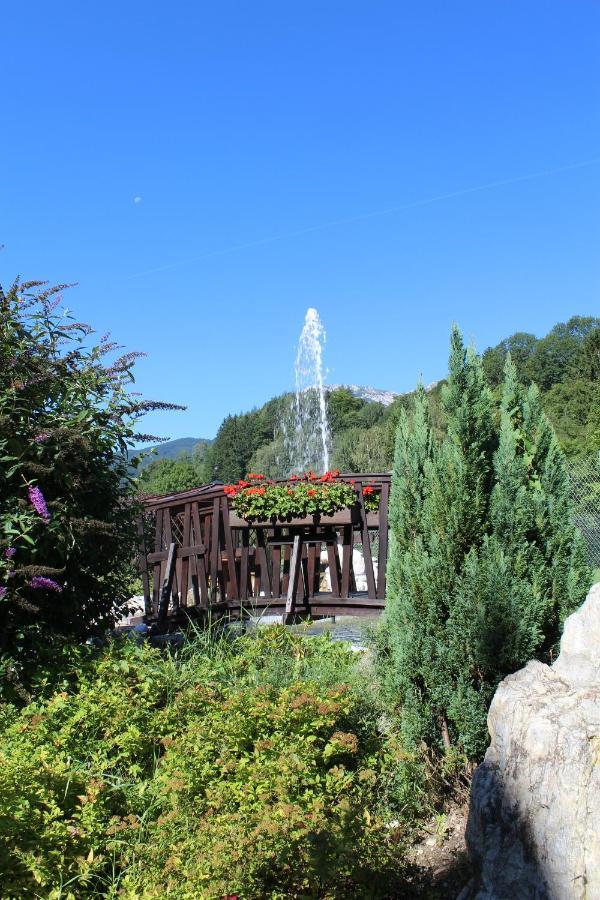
xmin=382 ymin=329 xmax=591 ymax=759
xmin=0 ymin=279 xmax=182 ymax=698
xmin=0 ymin=630 xmax=425 ymax=898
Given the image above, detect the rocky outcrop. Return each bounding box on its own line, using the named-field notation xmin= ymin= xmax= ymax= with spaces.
xmin=464 ymin=582 xmax=600 ymax=900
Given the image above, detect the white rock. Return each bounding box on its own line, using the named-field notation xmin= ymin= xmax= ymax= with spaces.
xmin=465 ymin=583 xmax=600 ymax=900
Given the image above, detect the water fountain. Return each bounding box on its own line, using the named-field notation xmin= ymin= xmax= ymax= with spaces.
xmin=282 ymin=308 xmax=332 ymax=475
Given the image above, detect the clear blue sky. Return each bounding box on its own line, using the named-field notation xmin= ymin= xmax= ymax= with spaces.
xmin=2 ymin=1 xmax=599 ymax=441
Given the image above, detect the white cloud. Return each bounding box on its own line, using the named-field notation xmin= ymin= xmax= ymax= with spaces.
xmin=133 ymin=196 xmax=143 ymax=204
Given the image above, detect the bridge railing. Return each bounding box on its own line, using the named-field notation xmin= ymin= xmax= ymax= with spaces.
xmin=138 ymin=474 xmax=391 ymax=624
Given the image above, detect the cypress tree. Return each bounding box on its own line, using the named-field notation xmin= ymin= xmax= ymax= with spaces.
xmin=382 ymin=336 xmax=591 ymax=760
xmin=381 ymin=329 xmax=498 ymax=752
xmin=489 ymin=356 xmax=590 ymax=645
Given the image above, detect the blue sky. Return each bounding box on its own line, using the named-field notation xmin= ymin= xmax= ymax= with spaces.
xmin=2 ymin=1 xmax=599 ymax=441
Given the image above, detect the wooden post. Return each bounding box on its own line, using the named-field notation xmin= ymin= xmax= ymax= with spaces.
xmin=377 ymin=481 xmax=390 ymax=600
xmin=158 ymin=542 xmax=177 ymax=626
xmin=284 ymin=533 xmax=302 ymax=624
xmin=136 ymin=517 xmax=152 ymax=619
xmin=210 ymin=497 xmax=220 ymax=603
xmin=356 ymin=483 xmax=377 ymax=598
xmin=221 ymin=496 xmax=239 ymax=600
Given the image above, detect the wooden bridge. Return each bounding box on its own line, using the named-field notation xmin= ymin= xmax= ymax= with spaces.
xmin=137 ymin=474 xmax=391 ymax=626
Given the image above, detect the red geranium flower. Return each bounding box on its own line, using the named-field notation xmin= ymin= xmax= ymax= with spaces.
xmin=307 ymin=488 xmax=316 ymax=496
xmin=363 ymin=486 xmax=375 ymax=495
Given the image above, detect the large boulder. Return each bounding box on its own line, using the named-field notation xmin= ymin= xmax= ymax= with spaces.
xmin=464 ymin=582 xmax=600 ymax=900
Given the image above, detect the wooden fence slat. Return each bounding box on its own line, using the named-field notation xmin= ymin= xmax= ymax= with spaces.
xmin=284 ymin=534 xmax=302 ymax=624
xmin=162 ymin=511 xmax=179 ymax=610
xmin=137 ymin=517 xmax=152 ymax=618
xmin=307 ymin=541 xmax=317 ymax=598
xmin=152 ymin=508 xmax=163 ymax=617
xmin=377 ymin=481 xmax=390 ymax=601
xmin=190 ymin=504 xmax=209 ymax=607
xmin=356 ymin=484 xmax=377 ymax=599
xmin=240 ymin=528 xmax=249 ymax=608
xmin=178 ymin=504 xmax=192 ymax=607
xmin=256 ymin=528 xmax=272 ymax=599
xmin=271 ymin=527 xmax=282 ymax=597
xmin=158 ymin=542 xmax=177 ymax=625
xmin=341 ymin=525 xmax=352 ymax=599
xmin=326 ymin=530 xmax=341 ymax=597
xmin=210 ymin=498 xmax=220 ymax=603
xmin=221 ymin=497 xmax=239 ymax=601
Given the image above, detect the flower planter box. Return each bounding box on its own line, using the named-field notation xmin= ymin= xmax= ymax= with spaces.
xmin=228 ymin=505 xmax=363 ymax=529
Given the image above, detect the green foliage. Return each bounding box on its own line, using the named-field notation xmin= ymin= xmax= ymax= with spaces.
xmin=381 ymin=330 xmax=591 ymax=760
xmin=482 ymin=316 xmax=600 ymax=457
xmin=542 ymin=380 xmax=600 ymax=457
xmin=203 ymin=397 xmax=286 ymax=484
xmin=332 ymin=423 xmax=391 ymax=473
xmin=0 ymin=280 xmax=181 ymax=698
xmin=138 ymin=443 xmax=209 ymax=496
xmin=481 ymin=332 xmax=537 ymax=388
xmin=0 ymin=630 xmax=425 ymax=898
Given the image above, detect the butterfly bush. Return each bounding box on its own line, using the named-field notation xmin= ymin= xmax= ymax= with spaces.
xmin=0 ymin=278 xmax=183 ymax=697
xmin=27 ymin=485 xmax=50 ymax=522
xmin=29 ymin=576 xmax=63 ymax=592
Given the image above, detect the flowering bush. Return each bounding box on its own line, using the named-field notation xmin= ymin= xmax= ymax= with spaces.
xmin=225 ymin=471 xmax=358 ymax=520
xmin=0 ymin=631 xmax=423 ymax=897
xmin=0 ymin=279 xmax=182 ymax=697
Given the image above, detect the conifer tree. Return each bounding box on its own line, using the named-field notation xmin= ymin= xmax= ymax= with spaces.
xmin=382 ymin=329 xmax=498 ymax=752
xmin=382 ymin=334 xmax=591 ymax=759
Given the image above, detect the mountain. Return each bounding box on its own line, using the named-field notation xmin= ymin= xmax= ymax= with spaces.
xmin=137 ymin=437 xmax=211 ymax=468
xmin=327 ymin=384 xmax=399 ymax=406
xmin=327 ymin=382 xmax=440 ymax=406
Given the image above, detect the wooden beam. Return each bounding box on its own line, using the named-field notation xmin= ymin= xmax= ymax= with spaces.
xmin=157 ymin=542 xmax=177 ymax=626
xmin=377 ymin=481 xmax=390 ymax=601
xmin=284 ymin=533 xmax=302 ymax=624
xmin=356 ymin=483 xmax=377 ymax=599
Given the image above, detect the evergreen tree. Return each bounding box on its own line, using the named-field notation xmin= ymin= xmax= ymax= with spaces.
xmin=382 ymin=334 xmax=591 ymax=759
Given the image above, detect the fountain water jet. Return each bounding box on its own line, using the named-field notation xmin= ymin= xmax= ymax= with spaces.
xmin=282 ymin=308 xmax=332 ymax=475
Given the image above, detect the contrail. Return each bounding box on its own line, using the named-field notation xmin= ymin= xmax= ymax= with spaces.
xmin=128 ymin=156 xmax=600 ymax=278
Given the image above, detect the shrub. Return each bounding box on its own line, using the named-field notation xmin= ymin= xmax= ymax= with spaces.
xmin=0 ymin=279 xmax=182 ymax=698
xmin=0 ymin=631 xmax=424 ymax=898
xmin=382 ymin=329 xmax=591 ymax=759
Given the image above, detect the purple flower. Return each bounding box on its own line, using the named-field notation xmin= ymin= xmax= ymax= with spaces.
xmin=5 ymin=548 xmax=16 ymax=558
xmin=28 ymin=485 xmax=50 ymax=522
xmin=0 ymin=587 xmax=6 ymax=600
xmin=34 ymin=432 xmax=51 ymax=444
xmin=29 ymin=576 xmax=63 ymax=592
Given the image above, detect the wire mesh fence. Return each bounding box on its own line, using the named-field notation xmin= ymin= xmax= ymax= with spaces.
xmin=566 ymin=453 xmax=600 ymax=569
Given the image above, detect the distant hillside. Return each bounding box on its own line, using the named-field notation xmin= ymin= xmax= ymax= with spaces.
xmin=138 ymin=437 xmax=211 ymax=468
